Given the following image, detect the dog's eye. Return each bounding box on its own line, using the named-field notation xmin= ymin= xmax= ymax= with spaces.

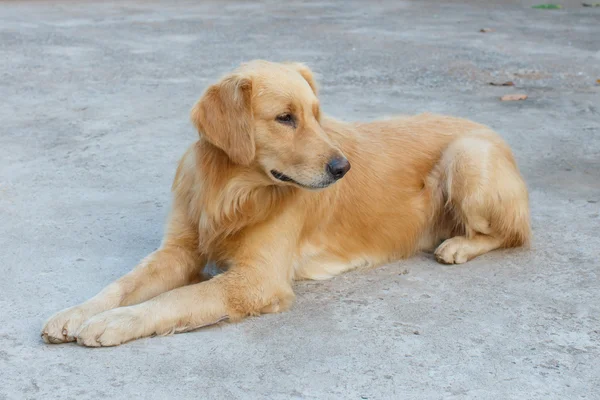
xmin=276 ymin=113 xmax=295 ymax=126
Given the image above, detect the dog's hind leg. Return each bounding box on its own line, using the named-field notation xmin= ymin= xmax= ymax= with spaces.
xmin=433 ymin=133 xmax=530 ymax=264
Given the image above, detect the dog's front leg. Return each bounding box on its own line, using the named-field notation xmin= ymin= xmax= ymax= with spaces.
xmin=75 ymin=218 xmax=299 ymax=347
xmin=41 ymin=207 xmax=204 ymax=344
xmin=75 ymin=259 xmax=295 ymax=347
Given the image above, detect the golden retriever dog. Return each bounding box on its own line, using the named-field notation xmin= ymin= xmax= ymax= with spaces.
xmin=42 ymin=60 xmax=530 ymax=347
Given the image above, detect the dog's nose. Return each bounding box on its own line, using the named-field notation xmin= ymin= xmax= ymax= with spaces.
xmin=326 ymin=157 xmax=351 ymax=180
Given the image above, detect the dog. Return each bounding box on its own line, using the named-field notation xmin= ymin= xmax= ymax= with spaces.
xmin=41 ymin=60 xmax=530 ymax=347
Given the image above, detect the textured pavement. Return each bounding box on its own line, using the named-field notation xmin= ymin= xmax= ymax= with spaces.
xmin=1 ymin=1 xmax=599 ymax=399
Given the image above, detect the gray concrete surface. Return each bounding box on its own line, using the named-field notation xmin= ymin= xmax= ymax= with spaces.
xmin=1 ymin=1 xmax=599 ymax=399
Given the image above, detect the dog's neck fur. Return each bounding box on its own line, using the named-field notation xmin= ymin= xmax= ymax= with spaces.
xmin=186 ymin=140 xmax=296 ymax=256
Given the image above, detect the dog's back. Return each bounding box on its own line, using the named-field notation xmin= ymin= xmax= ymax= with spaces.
xmin=292 ymin=113 xmax=529 ymax=277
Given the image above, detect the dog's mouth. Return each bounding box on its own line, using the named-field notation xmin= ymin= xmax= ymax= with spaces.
xmin=270 ymin=170 xmax=332 ymax=190
xmin=270 ymin=170 xmax=295 ymax=183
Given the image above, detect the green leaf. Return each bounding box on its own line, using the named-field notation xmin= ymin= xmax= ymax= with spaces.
xmin=532 ymin=4 xmax=562 ymax=8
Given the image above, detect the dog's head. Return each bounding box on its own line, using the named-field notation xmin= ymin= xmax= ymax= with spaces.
xmin=191 ymin=60 xmax=350 ymax=190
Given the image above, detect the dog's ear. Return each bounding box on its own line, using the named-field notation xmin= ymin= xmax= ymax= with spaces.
xmin=191 ymin=73 xmax=255 ymax=165
xmin=285 ymin=62 xmax=318 ymax=95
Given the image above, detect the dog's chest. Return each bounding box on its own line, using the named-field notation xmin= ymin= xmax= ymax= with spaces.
xmin=292 ymin=243 xmax=371 ymax=281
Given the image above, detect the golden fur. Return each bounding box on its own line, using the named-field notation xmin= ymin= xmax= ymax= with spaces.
xmin=42 ymin=61 xmax=530 ymax=346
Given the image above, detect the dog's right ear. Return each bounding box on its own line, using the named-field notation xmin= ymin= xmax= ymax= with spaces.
xmin=190 ymin=73 xmax=255 ymax=166
xmin=285 ymin=62 xmax=318 ymax=95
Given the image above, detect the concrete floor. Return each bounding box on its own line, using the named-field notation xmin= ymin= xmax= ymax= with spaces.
xmin=1 ymin=1 xmax=599 ymax=399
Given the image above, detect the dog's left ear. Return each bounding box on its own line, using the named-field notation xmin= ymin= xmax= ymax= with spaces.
xmin=190 ymin=73 xmax=255 ymax=166
xmin=285 ymin=62 xmax=318 ymax=95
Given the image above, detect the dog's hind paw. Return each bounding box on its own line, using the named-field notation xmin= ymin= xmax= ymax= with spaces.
xmin=434 ymin=237 xmax=470 ymax=265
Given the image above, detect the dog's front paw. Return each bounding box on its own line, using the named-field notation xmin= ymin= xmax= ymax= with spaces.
xmin=41 ymin=304 xmax=100 ymax=344
xmin=76 ymin=308 xmax=146 ymax=347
